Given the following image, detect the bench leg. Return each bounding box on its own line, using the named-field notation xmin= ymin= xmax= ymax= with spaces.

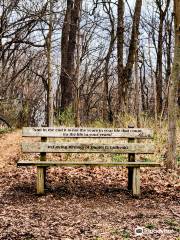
xmin=43 ymin=167 xmax=47 ymax=189
xmin=132 ymin=167 xmax=140 ymax=197
xmin=128 ymin=167 xmax=133 ymax=190
xmin=37 ymin=167 xmax=45 ymax=194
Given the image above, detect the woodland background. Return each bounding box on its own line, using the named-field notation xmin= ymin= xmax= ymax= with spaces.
xmin=0 ymin=0 xmax=178 ymax=125
xmin=0 ymin=0 xmax=180 ymax=170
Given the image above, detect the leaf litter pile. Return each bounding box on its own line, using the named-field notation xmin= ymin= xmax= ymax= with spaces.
xmin=0 ymin=131 xmax=179 ymax=240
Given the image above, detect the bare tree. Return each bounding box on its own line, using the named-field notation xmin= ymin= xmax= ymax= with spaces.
xmin=155 ymin=0 xmax=171 ymax=115
xmin=117 ymin=0 xmax=142 ymax=113
xmin=117 ymin=0 xmax=124 ymax=111
xmin=102 ymin=2 xmax=116 ymax=123
xmin=58 ymin=0 xmax=82 ymax=114
xmin=46 ymin=0 xmax=54 ymax=127
xmin=166 ymin=0 xmax=179 ymax=169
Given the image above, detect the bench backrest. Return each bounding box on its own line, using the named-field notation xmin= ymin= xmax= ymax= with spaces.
xmin=23 ymin=127 xmax=153 ymax=138
xmin=22 ymin=127 xmax=154 ymax=155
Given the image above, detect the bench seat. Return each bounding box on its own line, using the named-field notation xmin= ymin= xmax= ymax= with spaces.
xmin=17 ymin=161 xmax=161 ymax=167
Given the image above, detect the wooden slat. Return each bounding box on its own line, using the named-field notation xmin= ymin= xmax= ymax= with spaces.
xmin=22 ymin=142 xmax=155 ymax=154
xmin=22 ymin=127 xmax=153 ymax=139
xmin=17 ymin=161 xmax=161 ymax=167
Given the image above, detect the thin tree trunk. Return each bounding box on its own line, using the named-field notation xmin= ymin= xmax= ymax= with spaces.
xmin=103 ymin=21 xmax=115 ymax=122
xmin=148 ymin=34 xmax=158 ymax=125
xmin=74 ymin=1 xmax=82 ymax=127
xmin=47 ymin=0 xmax=53 ymax=127
xmin=156 ymin=15 xmax=163 ymax=114
xmin=155 ymin=0 xmax=170 ymax=115
xmin=135 ymin=48 xmax=140 ymax=127
xmin=103 ymin=60 xmax=109 ymax=122
xmin=117 ymin=0 xmax=124 ymax=112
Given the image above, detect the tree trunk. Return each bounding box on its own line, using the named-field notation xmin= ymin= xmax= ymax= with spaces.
xmin=117 ymin=0 xmax=142 ymax=112
xmin=74 ymin=1 xmax=82 ymax=127
xmin=60 ymin=0 xmax=81 ymax=113
xmin=135 ymin=48 xmax=140 ymax=127
xmin=59 ymin=0 xmax=73 ymax=113
xmin=47 ymin=0 xmax=53 ymax=127
xmin=103 ymin=8 xmax=115 ymax=122
xmin=103 ymin=59 xmax=110 ymax=122
xmin=166 ymin=0 xmax=180 ymax=170
xmin=155 ymin=0 xmax=170 ymax=115
xmin=156 ymin=15 xmax=163 ymax=114
xmin=148 ymin=33 xmax=158 ymax=123
xmin=117 ymin=0 xmax=124 ymax=112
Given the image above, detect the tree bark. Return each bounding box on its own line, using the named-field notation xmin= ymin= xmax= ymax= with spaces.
xmin=74 ymin=1 xmax=82 ymax=127
xmin=156 ymin=14 xmax=163 ymax=114
xmin=166 ymin=0 xmax=180 ymax=170
xmin=117 ymin=0 xmax=142 ymax=112
xmin=117 ymin=0 xmax=124 ymax=111
xmin=59 ymin=0 xmax=73 ymax=113
xmin=47 ymin=0 xmax=53 ymax=127
xmin=103 ymin=3 xmax=115 ymax=123
xmin=155 ymin=0 xmax=170 ymax=115
xmin=60 ymin=0 xmax=81 ymax=113
xmin=135 ymin=48 xmax=140 ymax=127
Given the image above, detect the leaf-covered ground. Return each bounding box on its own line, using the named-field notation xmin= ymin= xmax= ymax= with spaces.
xmin=0 ymin=131 xmax=179 ymax=240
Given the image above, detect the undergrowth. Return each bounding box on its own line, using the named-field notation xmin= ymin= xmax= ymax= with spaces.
xmin=0 ymin=128 xmax=12 ymax=135
xmin=54 ymin=111 xmax=180 ymax=165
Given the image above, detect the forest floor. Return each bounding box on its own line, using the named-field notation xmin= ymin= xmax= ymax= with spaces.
xmin=0 ymin=130 xmax=179 ymax=240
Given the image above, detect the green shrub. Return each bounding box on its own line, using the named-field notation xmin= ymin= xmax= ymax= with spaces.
xmin=58 ymin=107 xmax=74 ymax=126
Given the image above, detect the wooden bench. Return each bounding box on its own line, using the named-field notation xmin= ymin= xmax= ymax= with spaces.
xmin=17 ymin=126 xmax=161 ymax=196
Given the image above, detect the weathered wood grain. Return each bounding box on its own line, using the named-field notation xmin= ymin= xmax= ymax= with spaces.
xmin=22 ymin=142 xmax=155 ymax=154
xmin=17 ymin=161 xmax=161 ymax=167
xmin=22 ymin=127 xmax=153 ymax=138
xmin=37 ymin=167 xmax=45 ymax=195
xmin=132 ymin=167 xmax=141 ymax=196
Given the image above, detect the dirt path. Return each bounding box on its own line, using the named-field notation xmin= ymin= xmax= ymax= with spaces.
xmin=0 ymin=130 xmax=21 ymax=170
xmin=0 ymin=131 xmax=179 ymax=240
